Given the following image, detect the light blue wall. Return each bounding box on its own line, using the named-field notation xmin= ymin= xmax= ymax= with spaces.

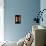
xmin=4 ymin=0 xmax=40 ymax=42
xmin=40 ymin=0 xmax=46 ymax=27
xmin=40 ymin=0 xmax=46 ymax=44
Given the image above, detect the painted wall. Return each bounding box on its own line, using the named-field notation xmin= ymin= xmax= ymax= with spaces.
xmin=0 ymin=0 xmax=4 ymax=41
xmin=4 ymin=0 xmax=40 ymax=42
xmin=40 ymin=0 xmax=46 ymax=26
xmin=40 ymin=0 xmax=46 ymax=45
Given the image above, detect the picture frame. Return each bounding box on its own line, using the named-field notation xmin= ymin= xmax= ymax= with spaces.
xmin=15 ymin=15 xmax=21 ymax=24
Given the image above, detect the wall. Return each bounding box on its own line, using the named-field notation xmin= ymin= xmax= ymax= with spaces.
xmin=4 ymin=0 xmax=40 ymax=42
xmin=0 ymin=0 xmax=4 ymax=42
xmin=40 ymin=0 xmax=46 ymax=26
xmin=40 ymin=0 xmax=46 ymax=45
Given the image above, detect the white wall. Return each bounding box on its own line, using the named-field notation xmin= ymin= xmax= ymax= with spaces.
xmin=0 ymin=0 xmax=4 ymax=42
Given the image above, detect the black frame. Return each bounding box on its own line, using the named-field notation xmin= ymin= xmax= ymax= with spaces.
xmin=15 ymin=15 xmax=21 ymax=24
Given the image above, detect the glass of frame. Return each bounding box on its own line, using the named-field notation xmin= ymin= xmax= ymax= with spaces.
xmin=15 ymin=15 xmax=21 ymax=24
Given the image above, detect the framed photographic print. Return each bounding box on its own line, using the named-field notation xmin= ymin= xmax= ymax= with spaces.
xmin=15 ymin=15 xmax=21 ymax=24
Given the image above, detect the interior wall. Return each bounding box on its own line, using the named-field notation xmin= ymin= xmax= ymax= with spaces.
xmin=40 ymin=0 xmax=46 ymax=45
xmin=4 ymin=0 xmax=40 ymax=42
xmin=40 ymin=0 xmax=46 ymax=26
xmin=0 ymin=0 xmax=4 ymax=42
